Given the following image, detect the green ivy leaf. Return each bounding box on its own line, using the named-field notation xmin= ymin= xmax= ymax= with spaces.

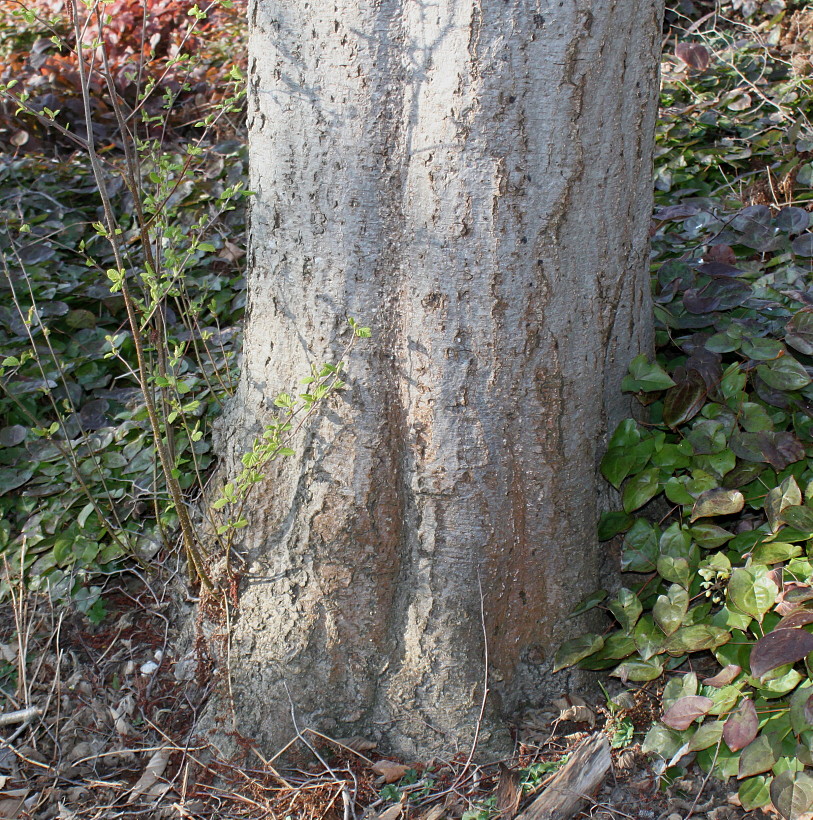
xmin=608 ymin=588 xmax=642 ymax=632
xmin=657 ymin=555 xmax=692 ymax=589
xmin=728 ymin=566 xmax=778 ymax=622
xmin=611 ymin=656 xmax=665 ymax=683
xmin=601 ymin=450 xmax=635 ymax=490
xmin=634 ymin=614 xmax=666 ymax=661
xmin=690 ymin=523 xmax=735 ymax=549
xmin=597 ymin=511 xmax=634 ymax=540
xmin=688 ymin=720 xmax=724 ymax=751
xmin=739 ymin=776 xmax=772 ymax=810
xmin=653 ymin=584 xmax=689 ymax=636
xmin=552 ymin=633 xmax=605 ymax=672
xmin=664 ymin=624 xmax=730 ymax=656
xmin=781 ymin=505 xmax=813 ymax=531
xmin=570 ymin=589 xmax=607 ymax=617
xmin=622 ymin=354 xmax=676 ymax=393
xmin=622 ymin=468 xmax=661 ymax=513
xmin=641 ymin=723 xmax=684 ymax=759
xmin=757 ymin=357 xmax=812 ymax=392
xmin=620 ymin=519 xmax=659 ymax=572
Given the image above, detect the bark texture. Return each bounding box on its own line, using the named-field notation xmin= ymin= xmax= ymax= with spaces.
xmin=215 ymin=0 xmax=663 ymax=757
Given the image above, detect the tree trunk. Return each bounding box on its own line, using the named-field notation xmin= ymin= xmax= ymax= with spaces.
xmin=215 ymin=0 xmax=663 ymax=758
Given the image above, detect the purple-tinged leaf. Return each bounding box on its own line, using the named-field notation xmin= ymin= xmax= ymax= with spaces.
xmin=703 ymin=665 xmax=741 ymax=688
xmin=776 ymin=611 xmax=813 ymax=630
xmin=770 ymin=770 xmax=813 ymax=820
xmin=690 ymin=488 xmax=744 ymax=521
xmin=662 ymin=695 xmax=714 ymax=730
xmin=750 ymin=629 xmax=813 ymax=679
xmin=696 ymin=262 xmax=743 ymax=278
xmin=792 ymin=234 xmax=813 ymax=258
xmin=786 ymin=309 xmax=813 ymax=356
xmin=663 ymin=369 xmax=706 ymax=428
xmin=675 ymin=42 xmax=711 ymax=71
xmin=723 ymin=697 xmax=758 ymax=752
xmin=777 ymin=207 xmax=810 ymax=236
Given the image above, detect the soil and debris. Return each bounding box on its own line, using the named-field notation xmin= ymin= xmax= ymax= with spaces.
xmin=0 ymin=578 xmax=763 ymax=820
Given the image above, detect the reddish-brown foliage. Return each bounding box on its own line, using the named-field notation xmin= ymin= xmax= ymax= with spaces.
xmin=0 ymin=0 xmax=246 ymax=152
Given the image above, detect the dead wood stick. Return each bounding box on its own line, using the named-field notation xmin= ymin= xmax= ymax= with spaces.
xmin=0 ymin=707 xmax=41 ymax=727
xmin=515 ymin=734 xmax=611 ymax=820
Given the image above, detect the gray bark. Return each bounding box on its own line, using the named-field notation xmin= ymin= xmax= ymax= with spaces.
xmin=213 ymin=0 xmax=663 ymax=758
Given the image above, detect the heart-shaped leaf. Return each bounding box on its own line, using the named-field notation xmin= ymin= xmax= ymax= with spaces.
xmin=690 ymin=488 xmax=744 ymax=521
xmin=739 ymin=776 xmax=772 ymax=811
xmin=750 ymin=629 xmax=813 ymax=679
xmin=653 ymin=584 xmax=689 ymax=636
xmin=675 ymin=41 xmax=711 ymax=71
xmin=738 ymin=734 xmax=776 ymax=778
xmin=703 ymin=664 xmax=741 ymax=688
xmin=724 ymin=697 xmax=758 ymax=752
xmin=770 ymin=770 xmax=813 ymax=820
xmin=662 ymin=695 xmax=713 ymax=730
xmin=553 ymin=634 xmax=604 ymax=672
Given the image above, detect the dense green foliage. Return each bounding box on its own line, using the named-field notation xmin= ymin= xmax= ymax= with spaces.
xmin=558 ymin=7 xmax=813 ymax=816
xmin=0 ymin=145 xmax=247 ymax=612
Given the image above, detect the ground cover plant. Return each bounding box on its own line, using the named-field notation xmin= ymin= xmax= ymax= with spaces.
xmin=557 ymin=2 xmax=813 ymax=817
xmin=0 ymin=0 xmax=811 ymax=818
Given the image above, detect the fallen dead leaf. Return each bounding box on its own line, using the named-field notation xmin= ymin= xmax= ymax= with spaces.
xmin=127 ymin=746 xmax=171 ymax=803
xmin=494 ymin=763 xmax=522 ymax=819
xmin=371 ymin=759 xmax=408 ymax=783
xmin=375 ymin=804 xmax=403 ymax=820
xmin=337 ymin=736 xmax=377 ymax=753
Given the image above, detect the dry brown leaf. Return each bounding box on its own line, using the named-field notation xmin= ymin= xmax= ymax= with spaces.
xmin=0 ymin=789 xmax=28 ymax=819
xmin=127 ymin=747 xmax=171 ymax=803
xmin=419 ymin=806 xmax=446 ymax=820
xmin=337 ymin=736 xmax=377 ymax=753
xmin=375 ymin=804 xmax=403 ymax=820
xmin=494 ymin=763 xmax=522 ymax=819
xmin=372 ymin=759 xmax=408 ymax=783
